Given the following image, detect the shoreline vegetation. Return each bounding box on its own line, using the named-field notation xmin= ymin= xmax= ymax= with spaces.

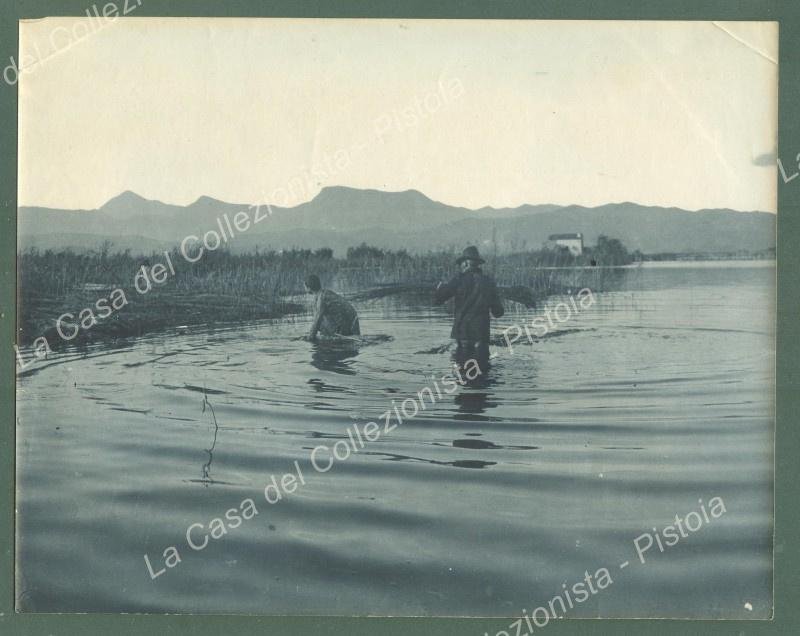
xmin=16 ymin=237 xmax=771 ymax=352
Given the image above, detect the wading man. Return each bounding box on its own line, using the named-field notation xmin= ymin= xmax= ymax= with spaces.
xmin=434 ymin=245 xmax=504 ymax=372
xmin=305 ymin=274 xmax=361 ymax=341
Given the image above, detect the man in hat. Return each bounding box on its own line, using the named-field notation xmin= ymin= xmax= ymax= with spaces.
xmin=434 ymin=246 xmax=504 ymax=371
xmin=305 ymin=274 xmax=361 ymax=341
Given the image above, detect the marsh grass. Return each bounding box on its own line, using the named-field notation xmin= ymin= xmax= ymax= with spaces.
xmin=17 ymin=245 xmax=631 ymax=347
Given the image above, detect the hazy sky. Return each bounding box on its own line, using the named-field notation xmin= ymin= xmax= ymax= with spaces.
xmin=18 ymin=18 xmax=778 ymax=212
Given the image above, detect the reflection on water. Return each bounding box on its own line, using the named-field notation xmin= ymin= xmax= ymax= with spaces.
xmin=453 ymin=385 xmax=502 ymax=419
xmin=360 ymin=449 xmax=498 ymax=470
xmin=310 ymin=342 xmax=358 ymax=376
xmin=16 ymin=263 xmax=774 ymax=617
xmin=309 ymin=334 xmax=394 ymax=375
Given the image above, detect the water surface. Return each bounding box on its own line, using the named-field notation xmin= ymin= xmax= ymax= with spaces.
xmin=16 ymin=262 xmax=774 ymax=617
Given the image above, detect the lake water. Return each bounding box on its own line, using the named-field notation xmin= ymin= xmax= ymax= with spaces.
xmin=15 ymin=261 xmax=775 ymax=617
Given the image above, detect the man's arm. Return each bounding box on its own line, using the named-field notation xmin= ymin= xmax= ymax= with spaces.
xmin=434 ymin=275 xmax=459 ymax=305
xmin=490 ymin=280 xmax=505 ymax=318
xmin=308 ymin=293 xmax=325 ymax=340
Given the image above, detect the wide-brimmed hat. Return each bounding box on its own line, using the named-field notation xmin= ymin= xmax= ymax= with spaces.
xmin=456 ymin=245 xmax=485 ymax=264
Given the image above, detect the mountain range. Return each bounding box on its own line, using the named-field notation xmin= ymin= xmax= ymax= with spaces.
xmin=18 ymin=186 xmax=776 ymax=255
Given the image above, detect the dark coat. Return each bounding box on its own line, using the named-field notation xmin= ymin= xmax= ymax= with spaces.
xmin=434 ymin=268 xmax=504 ymax=341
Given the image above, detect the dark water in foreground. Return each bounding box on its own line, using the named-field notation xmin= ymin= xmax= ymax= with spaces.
xmin=16 ymin=262 xmax=774 ymax=617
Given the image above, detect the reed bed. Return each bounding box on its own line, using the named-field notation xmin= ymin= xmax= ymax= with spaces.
xmin=17 ymin=243 xmax=634 ymax=347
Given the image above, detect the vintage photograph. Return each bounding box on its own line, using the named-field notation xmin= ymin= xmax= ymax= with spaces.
xmin=14 ymin=17 xmax=776 ymax=619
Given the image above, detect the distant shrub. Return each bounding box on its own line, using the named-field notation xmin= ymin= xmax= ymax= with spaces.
xmin=346 ymin=243 xmax=385 ymax=260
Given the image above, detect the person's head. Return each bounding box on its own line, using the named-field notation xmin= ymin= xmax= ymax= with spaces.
xmin=305 ymin=274 xmax=322 ymax=293
xmin=460 ymin=259 xmax=476 ymax=273
xmin=456 ymin=246 xmax=485 ymax=272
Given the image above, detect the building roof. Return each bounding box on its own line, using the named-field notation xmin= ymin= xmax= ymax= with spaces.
xmin=548 ymin=233 xmax=583 ymax=240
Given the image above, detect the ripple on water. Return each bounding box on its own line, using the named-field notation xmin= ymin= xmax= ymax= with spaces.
xmin=16 ymin=269 xmax=774 ymax=616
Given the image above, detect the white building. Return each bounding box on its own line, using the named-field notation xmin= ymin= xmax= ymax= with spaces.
xmin=547 ymin=233 xmax=584 ymax=255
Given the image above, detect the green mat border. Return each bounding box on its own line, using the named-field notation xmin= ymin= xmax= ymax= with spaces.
xmin=1 ymin=1 xmax=796 ymax=634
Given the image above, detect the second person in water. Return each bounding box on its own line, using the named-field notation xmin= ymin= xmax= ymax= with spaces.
xmin=305 ymin=274 xmax=361 ymax=341
xmin=434 ymin=245 xmax=504 ymax=371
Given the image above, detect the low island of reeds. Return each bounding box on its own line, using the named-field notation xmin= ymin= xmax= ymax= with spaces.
xmin=17 ymin=237 xmax=637 ymax=350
